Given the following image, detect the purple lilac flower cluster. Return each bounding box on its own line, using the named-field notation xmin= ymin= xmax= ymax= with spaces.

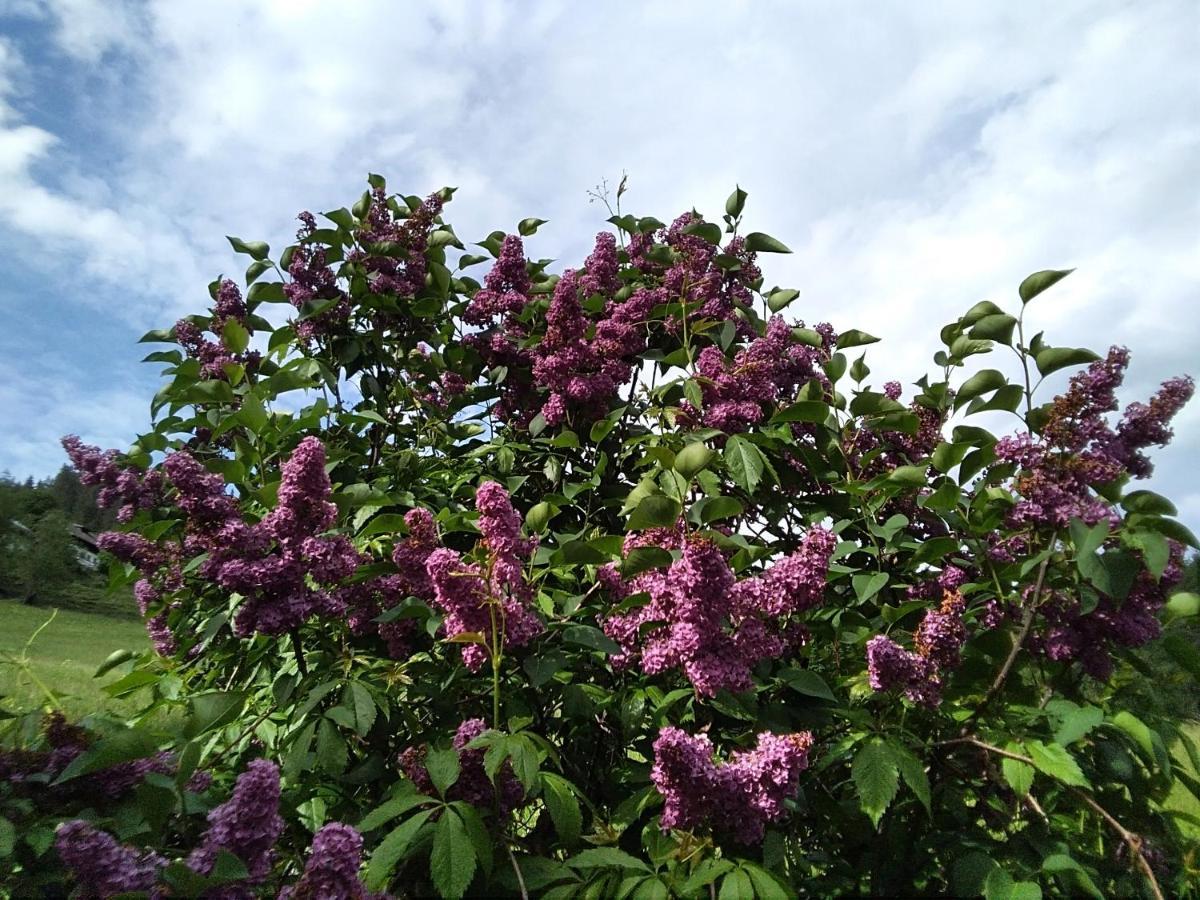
xmin=424 ymin=482 xmax=542 ymax=672
xmin=1 ymin=713 xmax=204 ymax=807
xmin=682 ymin=317 xmax=829 ymax=433
xmin=278 ymin=822 xmax=387 ymax=900
xmin=866 ymin=577 xmax=967 ymax=707
xmin=55 ymin=759 xmax=281 ymax=900
xmin=188 ymin=759 xmax=285 ymax=896
xmin=1021 ymin=544 xmax=1185 ymax=681
xmin=286 ymin=212 xmax=351 ymax=343
xmin=602 ymin=527 xmax=835 ymax=697
xmin=343 ymin=508 xmax=441 ymax=658
xmin=398 ymin=718 xmax=525 ymax=813
xmin=174 ymin=279 xmax=259 ymax=381
xmin=55 ymin=820 xmax=165 ymax=898
xmin=61 ymin=435 xmax=165 ymax=523
xmin=651 ymin=726 xmax=813 ymax=844
xmin=353 ymin=188 xmax=445 ymax=309
xmin=998 ymin=348 xmax=1193 ymax=530
xmin=97 ymin=438 xmax=359 ymax=648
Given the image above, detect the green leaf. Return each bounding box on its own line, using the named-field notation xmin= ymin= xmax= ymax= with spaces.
xmin=227 ymin=236 xmax=269 ymax=260
xmin=1001 ymin=743 xmax=1034 ymax=799
xmin=526 ymin=501 xmax=556 ymax=532
xmin=1122 ymin=489 xmax=1177 ymax=516
xmin=696 ymin=495 xmax=744 ymax=524
xmin=629 ymin=495 xmax=682 ymax=530
xmin=956 ymin=369 xmax=1007 ymax=405
xmin=719 ymin=869 xmax=754 ymax=900
xmin=674 ymin=442 xmax=715 ymax=479
xmin=1041 ymin=853 xmax=1102 ymax=900
xmin=744 ymin=232 xmax=792 ymax=253
xmin=961 ymin=300 xmax=1006 ymax=326
xmin=431 ymin=809 xmax=477 ymax=899
xmin=316 ymin=719 xmax=348 ymax=773
xmin=931 ymin=442 xmax=970 ymax=474
xmin=682 ymin=221 xmax=722 ymax=245
xmin=367 ymin=809 xmax=436 ymax=891
xmin=222 ymin=318 xmax=250 ymax=354
xmin=852 ymin=572 xmax=888 ymax=604
xmin=852 ymin=740 xmax=899 ymax=826
xmin=890 ymin=743 xmax=931 ymax=815
xmin=562 ymin=625 xmax=622 ymax=655
xmin=969 ymin=314 xmax=1017 ymax=344
xmin=568 ymin=848 xmax=652 ymax=872
xmin=887 ymin=465 xmax=927 ymax=488
xmin=622 ymin=546 xmax=673 ymax=578
xmin=93 ymin=648 xmax=137 ymax=678
xmin=426 ymin=748 xmax=461 ymax=796
xmin=1025 ymin=740 xmax=1089 ymax=788
xmin=350 ymin=682 xmax=376 ymax=736
xmin=54 ymin=727 xmax=162 ymax=783
xmin=1166 ymin=592 xmax=1200 ymax=621
xmin=183 ymin=691 xmax=247 ymax=739
xmin=358 ymin=792 xmax=434 ymax=832
xmin=783 ymin=669 xmax=835 ymax=702
xmin=767 ymin=288 xmax=799 ymax=313
xmin=725 ymin=435 xmax=766 ymax=494
xmin=0 ymin=817 xmax=14 ymax=858
xmin=836 ymin=329 xmax=880 ymax=350
xmin=1019 ymin=268 xmax=1074 ymax=303
xmin=1053 ymin=704 xmax=1103 ymax=746
xmin=742 ymin=864 xmax=790 ymax=900
xmin=518 ymin=217 xmax=547 ymax=236
xmin=1035 ymin=347 xmax=1100 ymax=378
xmin=725 ymin=185 xmax=748 ymax=218
xmin=541 ymin=772 xmax=583 ymax=846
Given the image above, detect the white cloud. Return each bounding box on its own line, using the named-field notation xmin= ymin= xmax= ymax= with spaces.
xmin=0 ymin=0 xmax=1196 ymax=527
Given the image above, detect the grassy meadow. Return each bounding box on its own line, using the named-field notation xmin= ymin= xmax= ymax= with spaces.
xmin=0 ymin=599 xmax=148 ymax=717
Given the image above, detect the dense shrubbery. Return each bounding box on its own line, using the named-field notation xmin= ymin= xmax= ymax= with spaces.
xmin=2 ymin=176 xmax=1198 ymax=898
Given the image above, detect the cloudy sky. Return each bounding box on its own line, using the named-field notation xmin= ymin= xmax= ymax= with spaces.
xmin=1 ymin=0 xmax=1197 ymax=529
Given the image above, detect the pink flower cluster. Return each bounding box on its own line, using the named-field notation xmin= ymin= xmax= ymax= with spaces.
xmin=344 ymin=508 xmax=441 ymax=658
xmin=353 ymin=188 xmax=444 ymax=307
xmin=279 ymin=822 xmax=386 ymax=900
xmin=97 ymin=438 xmax=360 ymax=646
xmin=602 ymin=527 xmax=835 ymax=697
xmin=61 ymin=435 xmax=165 ymax=523
xmin=424 ymin=482 xmax=542 ymax=671
xmin=866 ymin=580 xmax=967 ymax=707
xmin=398 ymin=718 xmax=524 ymax=814
xmin=998 ymin=348 xmax=1193 ymax=530
xmin=285 ymin=212 xmax=351 ymax=343
xmin=174 ymin=279 xmax=259 ymax=381
xmin=651 ymin=726 xmax=813 ymax=844
xmin=683 ymin=317 xmax=829 ymax=433
xmin=1017 ymin=544 xmax=1185 ymax=681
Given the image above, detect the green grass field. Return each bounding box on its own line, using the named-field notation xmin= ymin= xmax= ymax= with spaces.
xmin=0 ymin=599 xmax=148 ymax=718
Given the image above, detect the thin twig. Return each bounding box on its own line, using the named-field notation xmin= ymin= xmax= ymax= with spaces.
xmin=938 ymin=736 xmax=1165 ymax=900
xmin=506 ymin=844 xmax=529 ymax=900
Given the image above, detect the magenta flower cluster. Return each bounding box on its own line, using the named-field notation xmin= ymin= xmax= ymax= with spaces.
xmin=602 ymin=527 xmax=835 ymax=697
xmin=94 ymin=438 xmax=360 ymax=649
xmin=398 ymin=718 xmax=525 ymax=814
xmin=278 ymin=822 xmax=385 ymax=900
xmin=55 ymin=819 xmax=165 ymax=898
xmin=651 ymin=726 xmax=813 ymax=843
xmin=353 ymin=188 xmax=444 ymax=309
xmin=173 ymin=279 xmax=259 ymax=381
xmin=61 ymin=435 xmax=164 ymax=523
xmin=424 ymin=482 xmax=542 ymax=671
xmin=682 ymin=317 xmax=829 ymax=433
xmin=997 ymin=347 xmax=1193 ymax=530
xmin=187 ymin=758 xmax=285 ymax=896
xmin=866 ymin=577 xmax=967 ymax=707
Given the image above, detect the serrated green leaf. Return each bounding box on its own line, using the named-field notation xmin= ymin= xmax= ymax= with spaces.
xmin=426 ymin=747 xmax=461 ymax=796
xmin=367 ymin=809 xmax=436 ymax=891
xmin=431 ymin=809 xmax=477 ymax=899
xmin=1025 ymin=740 xmax=1089 ymax=788
xmin=852 ymin=740 xmax=899 ymax=826
xmin=541 ymin=772 xmax=583 ymax=846
xmin=724 ymin=435 xmax=765 ymax=494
